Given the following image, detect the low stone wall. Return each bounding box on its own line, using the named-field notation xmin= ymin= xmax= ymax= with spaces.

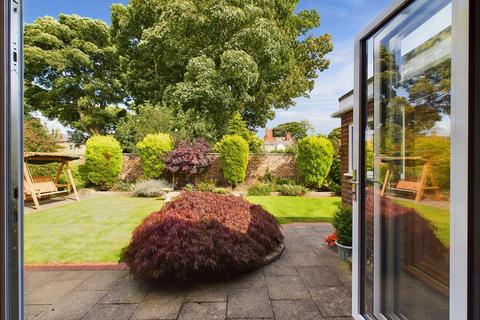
xmin=119 ymin=153 xmax=298 ymax=189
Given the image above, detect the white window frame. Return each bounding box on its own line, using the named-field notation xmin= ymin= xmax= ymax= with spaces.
xmin=348 ymin=124 xmax=354 ymax=174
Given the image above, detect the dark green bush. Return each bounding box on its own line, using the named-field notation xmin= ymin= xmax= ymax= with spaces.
xmin=277 ymin=184 xmax=308 ymax=196
xmin=247 ymin=183 xmax=273 ymax=196
xmin=196 ymin=181 xmax=216 ymax=192
xmin=332 ymin=206 xmax=352 ymax=246
xmin=84 ymin=136 xmax=123 ymax=190
xmin=219 ymin=135 xmax=249 ymax=187
xmin=136 ymin=133 xmax=174 ymax=179
xmin=276 ymin=177 xmax=296 ymax=186
xmin=297 ymin=136 xmax=334 ymax=189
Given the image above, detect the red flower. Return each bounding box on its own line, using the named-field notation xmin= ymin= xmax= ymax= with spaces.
xmin=324 ymin=232 xmax=337 ymax=247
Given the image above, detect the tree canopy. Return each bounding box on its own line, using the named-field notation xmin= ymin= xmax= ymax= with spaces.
xmin=272 ymin=120 xmax=313 ymax=140
xmin=111 ymin=0 xmax=333 ymax=138
xmin=24 ymin=116 xmax=59 ymax=152
xmin=24 ymin=14 xmax=127 ymax=139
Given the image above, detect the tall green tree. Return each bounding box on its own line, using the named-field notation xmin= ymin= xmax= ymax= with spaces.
xmin=226 ymin=112 xmax=263 ymax=153
xmin=272 ymin=120 xmax=313 ymax=140
xmin=111 ymin=0 xmax=333 ymax=137
xmin=25 ymin=14 xmax=127 ymax=139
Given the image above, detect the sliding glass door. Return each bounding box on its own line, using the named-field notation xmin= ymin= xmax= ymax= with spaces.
xmin=353 ymin=0 xmax=469 ymax=319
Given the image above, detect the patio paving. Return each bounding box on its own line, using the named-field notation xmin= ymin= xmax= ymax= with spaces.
xmin=25 ymin=223 xmax=352 ymax=320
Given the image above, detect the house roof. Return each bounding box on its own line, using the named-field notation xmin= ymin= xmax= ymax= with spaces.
xmin=331 ymin=78 xmax=374 ymax=118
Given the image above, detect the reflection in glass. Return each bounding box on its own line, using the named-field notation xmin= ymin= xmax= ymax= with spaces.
xmin=364 ymin=0 xmax=452 ymax=319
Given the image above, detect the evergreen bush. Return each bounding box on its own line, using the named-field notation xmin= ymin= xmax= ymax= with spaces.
xmin=219 ymin=135 xmax=249 ymax=187
xmin=136 ymin=133 xmax=174 ymax=179
xmin=84 ymin=136 xmax=123 ymax=190
xmin=297 ymin=136 xmax=334 ymax=189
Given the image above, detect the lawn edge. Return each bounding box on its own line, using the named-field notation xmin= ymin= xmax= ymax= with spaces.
xmin=25 ymin=262 xmax=129 ymax=271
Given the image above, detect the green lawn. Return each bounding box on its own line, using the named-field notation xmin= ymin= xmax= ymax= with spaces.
xmin=247 ymin=196 xmax=341 ymax=224
xmin=25 ymin=196 xmax=163 ymax=264
xmin=25 ymin=194 xmax=341 ymax=264
xmin=394 ymin=199 xmax=450 ymax=246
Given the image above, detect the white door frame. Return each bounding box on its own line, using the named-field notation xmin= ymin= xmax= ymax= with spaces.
xmin=351 ymin=0 xmax=470 ymax=319
xmin=0 ymin=0 xmax=24 ymax=319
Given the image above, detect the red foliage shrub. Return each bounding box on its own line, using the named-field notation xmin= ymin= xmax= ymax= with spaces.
xmin=124 ymin=192 xmax=284 ymax=280
xmin=164 ymin=139 xmax=212 ymax=188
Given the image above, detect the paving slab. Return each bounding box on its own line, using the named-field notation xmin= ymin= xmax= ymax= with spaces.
xmin=266 ymin=275 xmax=311 ymax=300
xmin=178 ymin=302 xmax=226 ymax=320
xmin=101 ymin=276 xmax=150 ymax=304
xmin=288 ymin=251 xmax=326 ymax=267
xmin=76 ymin=270 xmax=128 ymax=291
xmin=81 ymin=303 xmax=137 ymax=320
xmin=224 ymin=269 xmax=266 ymax=289
xmin=298 ymin=266 xmax=344 ymax=288
xmin=227 ymin=288 xmax=273 ymax=319
xmin=25 ymin=272 xmax=57 ymax=294
xmin=36 ymin=290 xmax=107 ymax=320
xmin=130 ymin=290 xmax=185 ymax=320
xmin=25 ymin=305 xmax=49 ymax=320
xmin=263 ymin=253 xmax=298 ymax=276
xmin=272 ymin=299 xmax=323 ymax=320
xmin=25 ymin=280 xmax=83 ymax=305
xmin=314 ymin=287 xmax=352 ymax=318
xmin=53 ymin=271 xmax=96 ymax=282
xmin=186 ymin=282 xmax=230 ymax=302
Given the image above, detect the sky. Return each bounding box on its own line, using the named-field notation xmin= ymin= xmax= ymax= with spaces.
xmin=25 ymin=0 xmax=391 ymax=136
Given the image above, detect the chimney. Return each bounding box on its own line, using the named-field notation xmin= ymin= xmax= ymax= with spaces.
xmin=264 ymin=128 xmax=274 ymax=142
xmin=285 ymin=132 xmax=292 ymax=141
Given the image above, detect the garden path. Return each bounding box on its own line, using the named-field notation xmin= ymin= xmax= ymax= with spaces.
xmin=25 ymin=223 xmax=352 ymax=320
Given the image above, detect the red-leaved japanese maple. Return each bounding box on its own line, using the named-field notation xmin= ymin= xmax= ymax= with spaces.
xmin=164 ymin=139 xmax=212 ymax=188
xmin=124 ymin=192 xmax=283 ymax=280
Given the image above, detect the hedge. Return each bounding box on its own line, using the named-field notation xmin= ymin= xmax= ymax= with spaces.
xmin=84 ymin=136 xmax=122 ymax=190
xmin=297 ymin=136 xmax=334 ymax=189
xmin=136 ymin=133 xmax=174 ymax=179
xmin=219 ymin=135 xmax=249 ymax=187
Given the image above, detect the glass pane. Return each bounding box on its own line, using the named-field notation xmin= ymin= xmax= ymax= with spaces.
xmin=369 ymin=0 xmax=452 ymax=319
xmin=361 ymin=36 xmax=375 ymax=316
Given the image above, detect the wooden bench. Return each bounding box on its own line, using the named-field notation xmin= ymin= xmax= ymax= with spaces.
xmin=24 ymin=176 xmax=70 ymax=200
xmin=381 ymin=162 xmax=441 ymax=202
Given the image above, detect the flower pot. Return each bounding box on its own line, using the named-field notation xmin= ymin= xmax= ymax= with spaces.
xmin=335 ymin=240 xmax=352 ymax=262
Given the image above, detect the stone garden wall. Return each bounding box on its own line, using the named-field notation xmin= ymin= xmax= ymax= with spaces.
xmin=118 ymin=153 xmax=298 ymax=189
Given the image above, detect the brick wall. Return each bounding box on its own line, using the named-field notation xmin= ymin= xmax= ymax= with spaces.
xmin=119 ymin=153 xmax=298 ymax=189
xmin=341 ymin=110 xmax=353 ymax=207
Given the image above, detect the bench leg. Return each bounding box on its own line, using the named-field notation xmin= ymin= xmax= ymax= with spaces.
xmin=65 ymin=161 xmax=80 ymax=201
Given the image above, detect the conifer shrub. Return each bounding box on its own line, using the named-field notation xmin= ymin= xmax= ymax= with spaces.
xmin=297 ymin=136 xmax=334 ymax=189
xmin=219 ymin=135 xmax=249 ymax=187
xmin=125 ymin=192 xmax=283 ymax=280
xmin=84 ymin=136 xmax=122 ymax=190
xmin=136 ymin=133 xmax=174 ymax=179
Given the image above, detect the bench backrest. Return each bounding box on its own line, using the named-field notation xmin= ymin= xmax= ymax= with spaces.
xmin=396 ymin=180 xmax=420 ymax=191
xmin=31 ymin=176 xmax=58 ymax=194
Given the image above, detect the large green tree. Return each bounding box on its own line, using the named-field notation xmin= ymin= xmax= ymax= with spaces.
xmin=111 ymin=0 xmax=333 ymax=138
xmin=272 ymin=120 xmax=313 ymax=140
xmin=25 ymin=14 xmax=127 ymax=139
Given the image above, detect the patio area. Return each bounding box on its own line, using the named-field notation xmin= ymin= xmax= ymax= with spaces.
xmin=25 ymin=223 xmax=352 ymax=320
